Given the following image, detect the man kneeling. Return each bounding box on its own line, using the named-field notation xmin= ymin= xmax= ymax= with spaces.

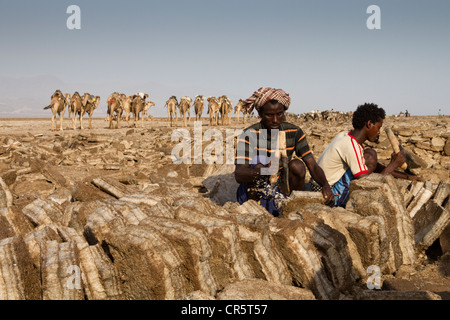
xmin=315 ymin=102 xmax=420 ymax=208
xmin=234 ymin=87 xmax=333 ymax=216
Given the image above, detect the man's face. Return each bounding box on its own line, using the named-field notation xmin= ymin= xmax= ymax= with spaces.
xmin=367 ymin=120 xmax=383 ymax=142
xmin=259 ymin=101 xmax=285 ymax=130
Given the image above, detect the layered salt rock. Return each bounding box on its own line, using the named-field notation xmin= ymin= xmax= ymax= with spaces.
xmin=40 ymin=240 xmax=84 ymax=300
xmin=2 ymin=146 xmax=449 ymax=301
xmin=22 ymin=198 xmax=65 ymax=226
xmin=287 ymin=206 xmax=364 ymax=281
xmin=406 ymin=181 xmax=450 ymax=250
xmin=175 ymin=206 xmax=255 ymax=290
xmin=23 ymin=224 xmax=60 ymax=269
xmin=139 ymin=216 xmax=219 ymax=296
xmin=0 ymin=177 xmax=13 ymax=210
xmin=82 ymin=201 xmax=128 ymax=245
xmin=57 ymin=226 xmax=123 ymax=300
xmin=101 ymin=224 xmax=190 ymax=300
xmin=216 ymin=279 xmax=316 ymax=300
xmin=413 ymin=200 xmax=450 ymax=249
xmin=230 ymin=200 xmax=292 ymax=286
xmin=277 ymin=205 xmax=357 ymax=298
xmin=269 ymin=217 xmax=339 ymax=300
xmin=0 ymin=206 xmax=33 ymax=238
xmin=0 ymin=236 xmax=41 ymax=300
xmin=347 ymin=174 xmax=416 ymax=271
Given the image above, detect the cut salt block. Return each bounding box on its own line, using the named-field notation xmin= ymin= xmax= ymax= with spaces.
xmin=347 ymin=174 xmax=416 ymax=272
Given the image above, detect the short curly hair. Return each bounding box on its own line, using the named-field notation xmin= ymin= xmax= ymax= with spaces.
xmin=352 ymin=103 xmax=386 ymax=130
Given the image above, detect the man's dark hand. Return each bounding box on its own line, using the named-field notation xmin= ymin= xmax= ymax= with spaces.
xmin=390 ymin=150 xmax=406 ymax=168
xmin=322 ymin=185 xmax=335 ymax=207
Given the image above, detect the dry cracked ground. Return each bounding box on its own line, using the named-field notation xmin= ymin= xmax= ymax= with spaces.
xmin=0 ymin=115 xmax=449 ymax=300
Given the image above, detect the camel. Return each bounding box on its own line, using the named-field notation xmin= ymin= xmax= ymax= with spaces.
xmin=234 ymin=99 xmax=248 ymax=123
xmin=207 ymin=96 xmax=220 ymax=126
xmin=74 ymin=93 xmax=97 ymax=130
xmin=65 ymin=93 xmax=73 ymax=129
xmin=143 ymin=101 xmax=155 ymax=120
xmin=218 ymin=95 xmax=232 ymax=126
xmin=131 ymin=94 xmax=148 ymax=128
xmin=64 ymin=93 xmax=72 ymax=125
xmin=178 ymin=96 xmax=192 ymax=127
xmin=119 ymin=94 xmax=133 ymax=127
xmin=43 ymin=90 xmax=69 ymax=131
xmin=69 ymin=91 xmax=85 ymax=130
xmin=107 ymin=92 xmax=123 ymax=129
xmin=193 ymin=95 xmax=205 ymax=121
xmin=165 ymin=96 xmax=178 ymax=127
xmin=81 ymin=94 xmax=100 ymax=129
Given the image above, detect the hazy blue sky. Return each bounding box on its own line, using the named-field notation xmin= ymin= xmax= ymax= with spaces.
xmin=0 ymin=0 xmax=449 ymax=117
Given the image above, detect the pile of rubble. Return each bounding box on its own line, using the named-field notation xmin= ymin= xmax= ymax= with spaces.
xmin=0 ymin=119 xmax=449 ymax=300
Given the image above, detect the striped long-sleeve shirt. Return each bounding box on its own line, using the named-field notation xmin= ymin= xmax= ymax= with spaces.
xmin=234 ymin=122 xmax=313 ymax=165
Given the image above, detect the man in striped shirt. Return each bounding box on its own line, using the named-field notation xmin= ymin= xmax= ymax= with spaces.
xmin=234 ymin=88 xmax=334 ymax=216
xmin=316 ymin=103 xmax=417 ymax=207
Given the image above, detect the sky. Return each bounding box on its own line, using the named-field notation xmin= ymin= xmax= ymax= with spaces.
xmin=0 ymin=0 xmax=449 ymax=117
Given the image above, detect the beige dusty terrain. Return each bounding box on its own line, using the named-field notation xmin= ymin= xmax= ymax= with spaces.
xmin=3 ymin=115 xmax=447 ymax=183
xmin=0 ymin=114 xmax=449 ymax=300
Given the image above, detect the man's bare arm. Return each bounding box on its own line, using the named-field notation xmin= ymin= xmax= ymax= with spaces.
xmin=235 ymin=163 xmax=266 ymax=184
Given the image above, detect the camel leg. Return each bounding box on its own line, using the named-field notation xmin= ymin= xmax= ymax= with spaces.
xmin=109 ymin=114 xmax=114 ymax=129
xmin=72 ymin=114 xmax=76 ymax=131
xmin=59 ymin=113 xmax=64 ymax=131
xmin=126 ymin=113 xmax=131 ymax=127
xmin=89 ymin=115 xmax=93 ymax=129
xmin=50 ymin=113 xmax=56 ymax=132
xmin=66 ymin=111 xmax=71 ymax=129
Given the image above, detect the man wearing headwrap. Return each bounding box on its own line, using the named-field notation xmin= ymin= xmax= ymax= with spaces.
xmin=234 ymin=87 xmax=334 ymax=216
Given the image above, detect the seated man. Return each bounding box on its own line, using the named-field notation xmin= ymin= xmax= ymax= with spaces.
xmin=234 ymin=87 xmax=334 ymax=216
xmin=315 ymin=102 xmax=420 ymax=208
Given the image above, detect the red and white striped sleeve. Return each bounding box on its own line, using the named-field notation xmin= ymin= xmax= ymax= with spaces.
xmin=346 ymin=134 xmax=369 ymax=177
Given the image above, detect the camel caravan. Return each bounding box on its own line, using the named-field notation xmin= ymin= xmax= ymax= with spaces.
xmin=163 ymin=94 xmax=251 ymax=128
xmin=43 ymin=90 xmax=156 ymax=131
xmin=106 ymin=92 xmax=154 ymax=129
xmin=43 ymin=90 xmax=255 ymax=131
xmin=43 ymin=90 xmax=359 ymax=132
xmin=43 ymin=90 xmax=100 ymax=132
